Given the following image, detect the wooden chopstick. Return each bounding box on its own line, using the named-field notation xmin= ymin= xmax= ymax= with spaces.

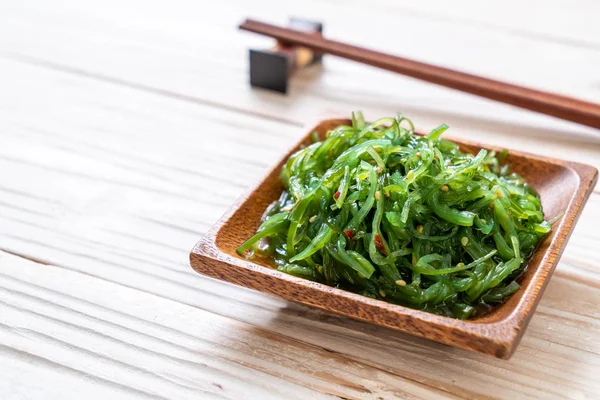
xmin=240 ymin=19 xmax=600 ymax=130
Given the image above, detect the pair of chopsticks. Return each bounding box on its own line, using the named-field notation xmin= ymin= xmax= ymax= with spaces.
xmin=240 ymin=19 xmax=600 ymax=130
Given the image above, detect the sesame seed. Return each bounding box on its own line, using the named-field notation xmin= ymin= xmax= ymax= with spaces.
xmin=457 ymin=262 xmax=465 ymax=267
xmin=412 ymin=254 xmax=417 ymax=265
xmin=379 ymin=289 xmax=386 ymax=298
xmin=416 ymin=152 xmax=422 ymax=158
xmin=395 ymin=279 xmax=407 ymax=287
xmin=375 ymin=147 xmax=382 ymax=153
xmin=480 ymin=219 xmax=486 ymax=224
xmin=461 ymin=237 xmax=469 ymax=246
xmin=385 ymin=191 xmax=390 ymax=198
xmin=441 ymin=185 xmax=449 ymax=192
xmin=282 ymin=205 xmax=293 ymax=212
xmin=406 ymin=170 xmax=414 ymax=180
xmin=416 ymin=225 xmax=424 ymax=233
xmin=375 ymin=191 xmax=381 ymax=201
xmin=309 ymin=215 xmax=317 ymax=223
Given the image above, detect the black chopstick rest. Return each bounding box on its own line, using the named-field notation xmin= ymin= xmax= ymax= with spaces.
xmin=248 ymin=18 xmax=323 ymax=94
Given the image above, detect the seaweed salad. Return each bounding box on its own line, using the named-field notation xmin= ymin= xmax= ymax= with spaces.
xmin=237 ymin=113 xmax=550 ymax=319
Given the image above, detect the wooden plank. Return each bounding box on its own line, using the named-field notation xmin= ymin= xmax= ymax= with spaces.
xmin=1 ymin=246 xmax=599 ymax=400
xmin=0 ymin=346 xmax=163 ymax=400
xmin=1 ymin=0 xmax=600 ymax=398
xmin=0 ymin=57 xmax=599 ymax=398
xmin=1 ymin=0 xmax=599 ymax=139
xmin=0 ymin=251 xmax=458 ymax=400
xmin=0 ymin=57 xmax=597 ymax=268
xmin=338 ymin=0 xmax=600 ymax=49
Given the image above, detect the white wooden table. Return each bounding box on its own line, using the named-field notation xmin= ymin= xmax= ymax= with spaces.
xmin=1 ymin=1 xmax=599 ymax=399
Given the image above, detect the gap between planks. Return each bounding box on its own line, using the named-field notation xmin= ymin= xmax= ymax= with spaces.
xmin=0 ymin=52 xmax=301 ymax=128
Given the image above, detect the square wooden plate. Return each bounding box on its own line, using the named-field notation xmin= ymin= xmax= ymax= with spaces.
xmin=190 ymin=119 xmax=598 ymax=359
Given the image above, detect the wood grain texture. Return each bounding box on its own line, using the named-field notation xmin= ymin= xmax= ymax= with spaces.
xmin=0 ymin=0 xmax=600 ymax=398
xmin=191 ymin=119 xmax=597 ymax=359
xmin=2 ymin=0 xmax=600 ymax=137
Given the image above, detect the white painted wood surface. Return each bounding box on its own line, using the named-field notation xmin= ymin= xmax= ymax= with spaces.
xmin=0 ymin=1 xmax=599 ymax=398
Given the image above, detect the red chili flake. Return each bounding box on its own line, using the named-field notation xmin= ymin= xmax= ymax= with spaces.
xmin=344 ymin=230 xmax=354 ymax=240
xmin=333 ymin=191 xmax=341 ymax=200
xmin=374 ymin=234 xmax=387 ymax=255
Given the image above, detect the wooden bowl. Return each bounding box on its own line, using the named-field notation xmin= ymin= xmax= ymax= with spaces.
xmin=190 ymin=119 xmax=598 ymax=359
